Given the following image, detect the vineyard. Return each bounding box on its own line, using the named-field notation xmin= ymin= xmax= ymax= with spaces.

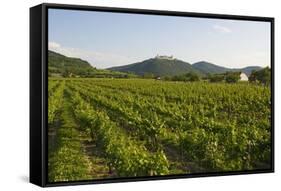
xmin=48 ymin=78 xmax=271 ymax=182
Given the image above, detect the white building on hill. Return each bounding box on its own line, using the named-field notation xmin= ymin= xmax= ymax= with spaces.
xmin=240 ymin=72 xmax=248 ymax=81
xmin=155 ymin=54 xmax=174 ymax=60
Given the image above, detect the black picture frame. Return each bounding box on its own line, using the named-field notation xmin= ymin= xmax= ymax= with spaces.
xmin=30 ymin=3 xmax=275 ymax=187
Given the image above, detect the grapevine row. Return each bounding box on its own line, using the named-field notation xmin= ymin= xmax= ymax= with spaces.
xmin=68 ymin=85 xmax=170 ymax=176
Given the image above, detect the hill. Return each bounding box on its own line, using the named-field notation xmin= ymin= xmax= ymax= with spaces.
xmin=48 ymin=50 xmax=95 ymax=77
xmin=108 ymin=57 xmax=202 ymax=76
xmin=48 ymin=50 xmax=137 ymax=78
xmin=49 ymin=51 xmax=262 ymax=78
xmin=192 ymin=61 xmax=229 ymax=74
xmin=108 ymin=57 xmax=262 ymax=77
xmin=193 ymin=61 xmax=262 ymax=76
xmin=237 ymin=66 xmax=263 ymax=76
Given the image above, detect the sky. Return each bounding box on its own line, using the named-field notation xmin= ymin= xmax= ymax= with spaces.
xmin=48 ymin=9 xmax=271 ymax=69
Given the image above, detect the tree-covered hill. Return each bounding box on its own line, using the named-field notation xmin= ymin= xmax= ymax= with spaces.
xmin=48 ymin=50 xmax=95 ymax=77
xmin=48 ymin=50 xmax=137 ymax=78
xmin=108 ymin=58 xmax=202 ymax=76
xmin=193 ymin=61 xmax=262 ymax=76
xmin=108 ymin=57 xmax=262 ymax=77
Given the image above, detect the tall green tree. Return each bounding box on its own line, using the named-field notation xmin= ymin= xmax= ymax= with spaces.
xmin=225 ymin=72 xmax=240 ymax=83
xmin=249 ymin=67 xmax=271 ymax=85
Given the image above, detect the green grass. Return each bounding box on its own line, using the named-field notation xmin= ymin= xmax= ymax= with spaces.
xmin=48 ymin=91 xmax=92 ymax=182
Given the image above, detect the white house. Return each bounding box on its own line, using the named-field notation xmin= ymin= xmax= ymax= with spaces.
xmin=240 ymin=72 xmax=248 ymax=81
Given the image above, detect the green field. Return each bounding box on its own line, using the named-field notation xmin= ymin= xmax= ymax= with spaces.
xmin=48 ymin=78 xmax=271 ymax=182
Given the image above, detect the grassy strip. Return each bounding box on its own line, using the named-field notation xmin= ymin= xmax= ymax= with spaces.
xmin=48 ymin=88 xmax=92 ymax=182
xmin=48 ymin=80 xmax=65 ymax=124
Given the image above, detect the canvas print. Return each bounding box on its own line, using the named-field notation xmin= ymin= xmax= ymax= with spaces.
xmin=47 ymin=8 xmax=272 ymax=183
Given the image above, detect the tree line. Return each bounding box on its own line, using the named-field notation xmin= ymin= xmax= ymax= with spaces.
xmin=149 ymin=67 xmax=271 ymax=85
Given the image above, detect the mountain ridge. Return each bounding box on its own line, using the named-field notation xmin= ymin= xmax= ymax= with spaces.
xmin=48 ymin=51 xmax=263 ymax=77
xmin=192 ymin=61 xmax=262 ymax=76
xmin=108 ymin=57 xmax=203 ymax=76
xmin=108 ymin=57 xmax=262 ymax=77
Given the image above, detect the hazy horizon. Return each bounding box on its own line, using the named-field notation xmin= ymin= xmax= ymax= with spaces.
xmin=48 ymin=9 xmax=271 ymax=69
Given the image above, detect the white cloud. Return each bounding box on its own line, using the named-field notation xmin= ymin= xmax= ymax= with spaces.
xmin=213 ymin=24 xmax=232 ymax=33
xmin=48 ymin=41 xmax=135 ymax=69
xmin=48 ymin=41 xmax=61 ymax=49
